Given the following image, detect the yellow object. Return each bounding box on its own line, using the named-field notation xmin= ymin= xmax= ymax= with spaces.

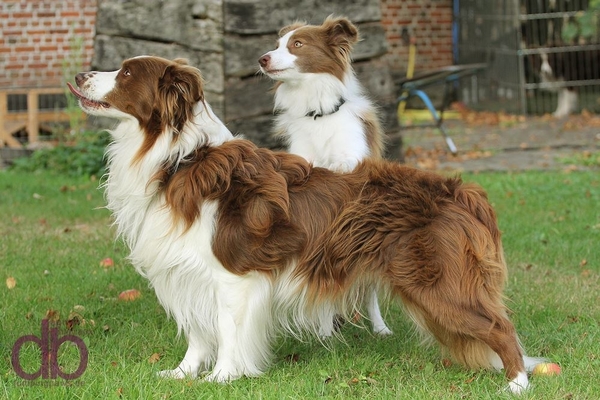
xmin=397 ymin=41 xmax=416 ymax=121
xmin=532 ymin=363 xmax=561 ymax=376
xmin=400 ymin=109 xmax=461 ymax=124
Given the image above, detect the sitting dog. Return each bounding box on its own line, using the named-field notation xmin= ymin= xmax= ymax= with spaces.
xmin=539 ymin=49 xmax=600 ymax=117
xmin=259 ymin=16 xmax=390 ymax=337
xmin=68 ymin=56 xmax=545 ymax=393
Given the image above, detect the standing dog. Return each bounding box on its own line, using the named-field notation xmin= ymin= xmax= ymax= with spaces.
xmin=69 ymin=56 xmax=543 ymax=393
xmin=259 ymin=16 xmax=390 ymax=337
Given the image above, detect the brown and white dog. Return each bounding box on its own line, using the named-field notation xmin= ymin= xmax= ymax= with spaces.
xmin=68 ymin=56 xmax=543 ymax=393
xmin=259 ymin=16 xmax=390 ymax=337
xmin=258 ymin=16 xmax=384 ymax=171
xmin=539 ymin=49 xmax=600 ymax=117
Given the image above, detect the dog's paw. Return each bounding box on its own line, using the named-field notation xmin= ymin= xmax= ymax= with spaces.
xmin=507 ymin=372 xmax=529 ymax=395
xmin=157 ymin=368 xmax=197 ymax=379
xmin=374 ymin=326 xmax=393 ymax=336
xmin=204 ymin=368 xmax=240 ymax=383
xmin=327 ymin=160 xmax=356 ymax=173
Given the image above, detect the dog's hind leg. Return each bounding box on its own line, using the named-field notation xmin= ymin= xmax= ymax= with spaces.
xmin=205 ymin=272 xmax=274 ymax=382
xmin=405 ymin=300 xmax=528 ymax=394
xmin=367 ymin=290 xmax=392 ymax=335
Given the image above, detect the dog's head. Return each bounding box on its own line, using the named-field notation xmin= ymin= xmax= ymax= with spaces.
xmin=68 ymin=56 xmax=204 ymax=135
xmin=258 ymin=16 xmax=359 ymax=82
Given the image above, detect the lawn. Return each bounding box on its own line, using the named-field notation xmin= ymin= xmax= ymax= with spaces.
xmin=1 ymin=169 xmax=599 ymax=399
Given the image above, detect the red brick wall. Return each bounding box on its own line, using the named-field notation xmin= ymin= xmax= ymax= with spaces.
xmin=380 ymin=0 xmax=454 ymax=75
xmin=0 ymin=0 xmax=97 ymax=89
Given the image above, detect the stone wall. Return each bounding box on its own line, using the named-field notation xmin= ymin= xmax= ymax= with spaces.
xmin=92 ymin=0 xmax=401 ymax=158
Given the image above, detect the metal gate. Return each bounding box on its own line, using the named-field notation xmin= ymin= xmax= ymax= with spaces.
xmin=454 ymin=0 xmax=600 ymax=115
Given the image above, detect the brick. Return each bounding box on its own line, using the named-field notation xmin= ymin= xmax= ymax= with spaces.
xmin=60 ymin=11 xmax=81 ymax=18
xmin=39 ymin=45 xmax=59 ymax=52
xmin=28 ymin=63 xmax=48 ymax=69
xmin=14 ymin=46 xmax=36 ymax=52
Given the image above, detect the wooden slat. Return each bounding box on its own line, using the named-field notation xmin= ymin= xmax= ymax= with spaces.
xmin=0 ymin=87 xmax=84 ymax=149
xmin=28 ymin=90 xmax=39 ymax=144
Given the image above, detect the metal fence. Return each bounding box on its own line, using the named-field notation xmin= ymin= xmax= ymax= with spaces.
xmin=454 ymin=0 xmax=600 ymax=115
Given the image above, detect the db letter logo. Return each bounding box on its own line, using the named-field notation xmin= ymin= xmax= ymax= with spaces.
xmin=11 ymin=319 xmax=88 ymax=380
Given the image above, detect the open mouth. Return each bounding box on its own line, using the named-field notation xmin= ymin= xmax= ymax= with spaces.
xmin=262 ymin=67 xmax=290 ymax=76
xmin=66 ymin=82 xmax=111 ymax=109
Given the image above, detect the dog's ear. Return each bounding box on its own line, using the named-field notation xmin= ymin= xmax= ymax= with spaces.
xmin=324 ymin=16 xmax=359 ymax=47
xmin=157 ymin=62 xmax=204 ymax=132
xmin=173 ymin=58 xmax=190 ymax=65
xmin=279 ymin=21 xmax=306 ymax=37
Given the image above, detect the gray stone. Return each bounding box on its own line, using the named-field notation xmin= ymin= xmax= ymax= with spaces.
xmin=224 ymin=76 xmax=274 ymax=121
xmin=96 ymin=0 xmax=224 ymax=52
xmin=224 ymin=0 xmax=381 ymax=34
xmin=226 ymin=114 xmax=285 ymax=149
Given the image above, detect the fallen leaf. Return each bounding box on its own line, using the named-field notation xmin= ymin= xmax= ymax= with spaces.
xmin=118 ymin=289 xmax=141 ymax=301
xmin=45 ymin=309 xmax=60 ymax=322
xmin=580 ymin=259 xmax=588 ymax=267
xmin=33 ymin=193 xmax=43 ymax=200
xmin=148 ymin=353 xmax=161 ymax=364
xmin=66 ymin=311 xmax=83 ymax=330
xmin=100 ymin=257 xmax=114 ymax=268
xmin=6 ymin=277 xmax=16 ymax=289
xmin=74 ymin=305 xmax=85 ymax=313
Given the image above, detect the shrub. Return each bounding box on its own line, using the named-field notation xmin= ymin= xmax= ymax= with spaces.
xmin=10 ymin=130 xmax=110 ymax=177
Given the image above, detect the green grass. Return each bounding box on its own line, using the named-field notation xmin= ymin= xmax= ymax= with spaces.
xmin=1 ymin=170 xmax=599 ymax=399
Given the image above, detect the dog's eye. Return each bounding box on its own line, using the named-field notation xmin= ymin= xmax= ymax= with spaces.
xmin=294 ymin=41 xmax=303 ymax=48
xmin=123 ymin=69 xmax=131 ymax=77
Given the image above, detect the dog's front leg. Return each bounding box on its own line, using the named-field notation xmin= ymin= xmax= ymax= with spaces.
xmin=158 ymin=329 xmax=213 ymax=379
xmin=205 ymin=272 xmax=273 ymax=382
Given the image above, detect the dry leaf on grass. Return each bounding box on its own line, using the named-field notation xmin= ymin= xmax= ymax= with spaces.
xmin=45 ymin=309 xmax=60 ymax=322
xmin=118 ymin=289 xmax=141 ymax=301
xmin=6 ymin=277 xmax=16 ymax=289
xmin=99 ymin=257 xmax=114 ymax=268
xmin=148 ymin=353 xmax=161 ymax=364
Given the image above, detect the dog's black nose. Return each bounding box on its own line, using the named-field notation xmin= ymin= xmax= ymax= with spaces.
xmin=75 ymin=72 xmax=88 ymax=87
xmin=75 ymin=72 xmax=97 ymax=87
xmin=258 ymin=54 xmax=270 ymax=68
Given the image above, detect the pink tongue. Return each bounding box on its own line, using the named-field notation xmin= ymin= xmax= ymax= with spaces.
xmin=66 ymin=82 xmax=110 ymax=108
xmin=66 ymin=82 xmax=81 ymax=97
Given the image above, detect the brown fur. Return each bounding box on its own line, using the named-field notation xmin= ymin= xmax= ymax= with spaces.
xmin=102 ymin=57 xmax=203 ymax=164
xmin=157 ymin=136 xmax=525 ymax=380
xmin=280 ymin=16 xmax=359 ymax=82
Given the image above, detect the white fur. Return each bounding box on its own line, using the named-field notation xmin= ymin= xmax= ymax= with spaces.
xmin=539 ymin=52 xmax=578 ymax=118
xmin=260 ymin=28 xmax=392 ymax=337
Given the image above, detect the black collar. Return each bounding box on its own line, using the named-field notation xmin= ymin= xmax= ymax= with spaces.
xmin=305 ymin=98 xmax=346 ymax=120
